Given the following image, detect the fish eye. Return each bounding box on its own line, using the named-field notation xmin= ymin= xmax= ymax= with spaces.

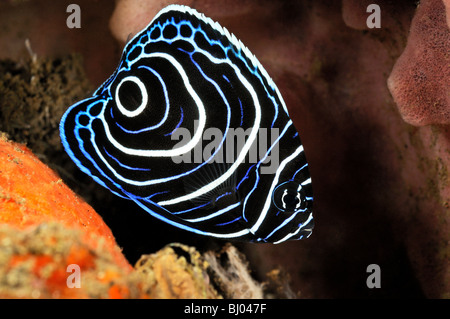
xmin=272 ymin=181 xmax=305 ymax=213
xmin=115 ymin=75 xmax=148 ymax=117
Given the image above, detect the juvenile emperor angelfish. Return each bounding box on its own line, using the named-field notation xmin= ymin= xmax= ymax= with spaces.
xmin=60 ymin=5 xmax=314 ymax=243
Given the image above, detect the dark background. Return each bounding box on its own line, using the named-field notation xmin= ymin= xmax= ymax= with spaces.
xmin=0 ymin=0 xmax=448 ymax=298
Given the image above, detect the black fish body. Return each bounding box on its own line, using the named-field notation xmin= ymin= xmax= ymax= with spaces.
xmin=60 ymin=5 xmax=313 ymax=243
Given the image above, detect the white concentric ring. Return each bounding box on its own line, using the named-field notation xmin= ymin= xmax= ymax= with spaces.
xmin=115 ymin=76 xmax=148 ymax=117
xmin=100 ymin=52 xmax=207 ymax=157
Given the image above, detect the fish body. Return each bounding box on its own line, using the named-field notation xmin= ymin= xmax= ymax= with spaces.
xmin=60 ymin=5 xmax=313 ymax=243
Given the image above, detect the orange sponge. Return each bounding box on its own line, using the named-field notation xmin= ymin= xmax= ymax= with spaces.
xmin=0 ymin=134 xmax=131 ymax=271
xmin=0 ymin=135 xmax=227 ymax=298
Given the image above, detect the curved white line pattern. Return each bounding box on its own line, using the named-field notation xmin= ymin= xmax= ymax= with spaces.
xmin=132 ymin=197 xmax=250 ymax=239
xmin=115 ymin=76 xmax=148 ymax=117
xmin=273 ymin=214 xmax=313 ymax=244
xmin=250 ymin=145 xmax=305 ymax=235
xmin=94 ymin=49 xmax=262 ymax=206
xmin=128 ymin=4 xmax=290 ymax=114
xmin=183 ymin=202 xmax=240 ymax=223
xmin=157 ymin=54 xmax=262 ymax=206
xmin=113 ymin=65 xmax=171 ymax=133
xmin=100 ymin=52 xmax=206 ymax=158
